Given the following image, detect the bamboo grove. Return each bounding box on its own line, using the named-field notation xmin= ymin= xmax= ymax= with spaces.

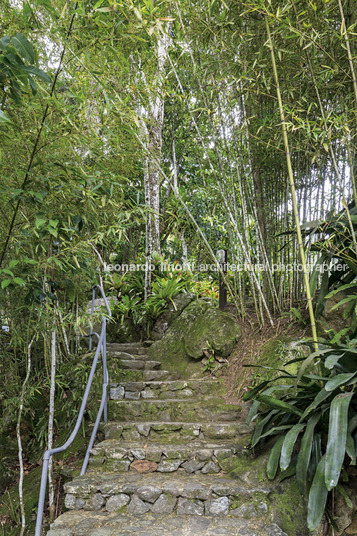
xmin=1 ymin=0 xmax=357 ymax=324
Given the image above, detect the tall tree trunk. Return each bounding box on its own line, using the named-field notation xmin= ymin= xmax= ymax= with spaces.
xmin=145 ymin=29 xmax=171 ymax=258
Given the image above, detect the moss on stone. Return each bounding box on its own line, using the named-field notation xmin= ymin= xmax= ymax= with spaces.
xmin=148 ymin=298 xmax=241 ymax=378
xmin=270 ymin=479 xmax=308 ymax=536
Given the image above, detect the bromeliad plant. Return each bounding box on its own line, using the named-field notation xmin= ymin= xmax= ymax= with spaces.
xmin=244 ymin=342 xmax=357 ymax=530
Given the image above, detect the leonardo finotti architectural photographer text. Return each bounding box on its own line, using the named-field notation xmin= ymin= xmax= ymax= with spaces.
xmin=103 ymin=262 xmax=347 ymax=273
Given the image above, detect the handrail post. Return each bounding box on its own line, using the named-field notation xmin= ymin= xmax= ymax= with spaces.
xmin=102 ymin=318 xmax=108 ymax=423
xmin=35 ymin=454 xmax=50 ymax=536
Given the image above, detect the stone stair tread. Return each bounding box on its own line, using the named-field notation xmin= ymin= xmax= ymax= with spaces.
xmin=109 ymin=379 xmax=223 ymax=401
xmin=108 ymin=351 xmax=153 ymax=361
xmin=102 ymin=421 xmax=250 ymax=441
xmin=91 ymin=438 xmax=241 ymax=454
xmin=111 ymin=397 xmax=239 ymax=404
xmin=109 ymin=398 xmax=241 ymax=422
xmin=110 ymin=379 xmax=221 ymax=387
xmin=117 ymin=359 xmax=162 ymax=370
xmin=48 ymin=511 xmax=285 ymax=536
xmin=64 ymin=470 xmax=271 ymax=496
xmin=107 ymin=344 xmax=148 ymax=355
xmin=107 ymin=342 xmax=147 ymax=346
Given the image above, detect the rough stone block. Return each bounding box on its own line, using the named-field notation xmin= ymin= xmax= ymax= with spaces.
xmin=136 ymin=485 xmax=162 ymax=503
xmin=105 ymin=494 xmax=130 ymax=512
xmin=205 ymin=496 xmax=229 ymax=516
xmin=127 ymin=494 xmax=151 ymax=515
xmin=177 ymin=498 xmax=204 ymax=516
xmin=151 ymin=493 xmax=177 ymax=514
xmin=157 ymin=460 xmax=182 ymax=472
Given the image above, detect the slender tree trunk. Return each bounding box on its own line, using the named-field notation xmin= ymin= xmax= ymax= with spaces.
xmin=17 ymin=336 xmax=35 ymax=536
xmin=145 ymin=29 xmax=171 ymax=257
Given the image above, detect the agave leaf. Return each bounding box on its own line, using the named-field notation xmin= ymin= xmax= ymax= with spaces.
xmin=295 ymin=348 xmax=332 ymax=386
xmin=337 ymin=484 xmax=354 ymax=508
xmin=310 ymin=255 xmax=328 ymax=297
xmin=307 ymin=455 xmax=328 ymax=530
xmin=325 ymin=282 xmax=357 ymax=299
xmin=309 ymin=433 xmax=322 ymax=480
xmin=259 ymin=425 xmax=295 ymax=441
xmin=257 ymin=394 xmax=303 ymax=416
xmin=325 ymin=372 xmax=356 ymax=391
xmin=296 ymin=412 xmax=321 ymax=492
xmin=243 ymin=380 xmax=274 ymax=401
xmin=348 ymin=414 xmax=357 ymax=434
xmin=325 ymin=352 xmax=346 ymax=369
xmin=267 ymin=436 xmax=285 ymax=480
xmin=246 ymin=400 xmax=260 ymax=425
xmin=251 ymin=410 xmax=279 ymax=447
xmin=300 ymin=388 xmax=332 ymax=420
xmin=330 ymin=296 xmax=357 ymax=312
xmin=279 ymin=461 xmax=297 ymax=481
xmin=325 ymin=392 xmax=353 ymax=491
xmin=316 ymin=270 xmax=330 ymax=318
xmin=280 ymin=423 xmax=306 ymax=471
xmin=346 ymin=433 xmax=356 ymax=465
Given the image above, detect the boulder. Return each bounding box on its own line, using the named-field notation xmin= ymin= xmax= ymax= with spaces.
xmin=148 ymin=298 xmax=241 ymax=366
xmin=151 ymin=292 xmax=196 ymax=340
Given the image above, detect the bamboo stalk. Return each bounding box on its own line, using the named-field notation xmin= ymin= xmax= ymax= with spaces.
xmin=338 ymin=0 xmax=357 ymax=204
xmin=265 ymin=16 xmax=318 ymax=348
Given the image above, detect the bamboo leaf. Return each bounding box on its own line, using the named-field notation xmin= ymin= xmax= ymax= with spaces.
xmin=11 ymin=33 xmax=35 ymax=64
xmin=21 ymin=65 xmax=51 ymax=83
xmin=325 ymin=392 xmax=353 ymax=490
xmin=0 ymin=110 xmax=12 ymax=124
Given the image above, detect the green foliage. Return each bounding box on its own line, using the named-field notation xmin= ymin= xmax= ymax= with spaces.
xmin=303 ymin=204 xmax=357 ymax=323
xmin=111 ymin=257 xmax=193 ymax=336
xmin=0 ymin=33 xmax=51 ymax=109
xmin=244 ymin=342 xmax=357 ymax=530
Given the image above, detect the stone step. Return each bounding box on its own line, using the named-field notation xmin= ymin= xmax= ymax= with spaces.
xmin=109 ymin=380 xmax=224 ymax=401
xmin=102 ymin=421 xmax=250 ymax=443
xmin=110 ymin=369 xmax=181 ymax=382
xmin=107 ymin=343 xmax=148 ymax=355
xmin=107 ymin=350 xmax=153 ymax=361
xmin=48 ymin=511 xmax=287 ymax=536
xmin=88 ymin=439 xmax=243 ymax=475
xmin=63 ymin=472 xmax=272 ymax=519
xmin=109 ymin=398 xmax=242 ymax=423
xmin=117 ymin=359 xmax=162 ymax=371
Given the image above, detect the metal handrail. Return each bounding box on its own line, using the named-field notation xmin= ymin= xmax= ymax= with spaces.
xmin=35 ymin=285 xmax=111 ymax=536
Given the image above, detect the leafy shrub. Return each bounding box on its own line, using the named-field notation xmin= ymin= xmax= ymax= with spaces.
xmin=244 ymin=342 xmax=357 ymax=530
xmin=110 ymin=256 xmax=194 ymax=336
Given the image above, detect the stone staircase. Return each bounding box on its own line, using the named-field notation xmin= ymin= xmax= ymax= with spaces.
xmin=47 ymin=342 xmax=298 ymax=536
